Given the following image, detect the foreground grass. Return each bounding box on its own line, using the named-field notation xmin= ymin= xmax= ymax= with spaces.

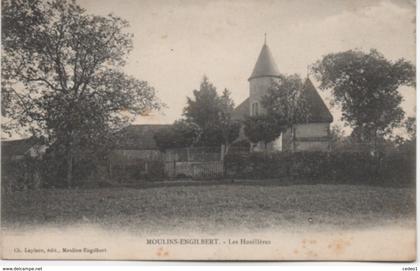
xmin=1 ymin=181 xmax=415 ymax=233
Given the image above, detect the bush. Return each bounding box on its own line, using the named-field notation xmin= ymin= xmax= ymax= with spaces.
xmin=40 ymin=153 xmax=110 ymax=188
xmin=111 ymin=160 xmax=165 ymax=182
xmin=2 ymin=157 xmax=42 ymax=191
xmin=224 ymin=150 xmax=415 ymax=186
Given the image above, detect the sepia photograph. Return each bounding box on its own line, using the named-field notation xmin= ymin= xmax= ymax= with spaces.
xmin=0 ymin=0 xmax=416 ymax=261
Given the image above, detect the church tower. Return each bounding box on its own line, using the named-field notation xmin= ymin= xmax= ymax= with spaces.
xmin=232 ymin=36 xmax=333 ymax=152
xmin=248 ymin=37 xmax=281 ymax=116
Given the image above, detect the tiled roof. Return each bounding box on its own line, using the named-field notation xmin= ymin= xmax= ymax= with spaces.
xmin=249 ymin=44 xmax=281 ymax=80
xmin=115 ymin=124 xmax=172 ymax=150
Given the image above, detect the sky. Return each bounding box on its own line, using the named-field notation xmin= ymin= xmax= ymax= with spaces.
xmin=41 ymin=0 xmax=420 ymax=131
xmin=76 ymin=0 xmax=416 ymax=130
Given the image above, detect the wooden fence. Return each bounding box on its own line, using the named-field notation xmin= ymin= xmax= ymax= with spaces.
xmin=164 ymin=160 xmax=224 ymax=179
xmin=109 ymin=146 xmax=250 ymax=180
xmin=164 ymin=147 xmax=224 ymax=179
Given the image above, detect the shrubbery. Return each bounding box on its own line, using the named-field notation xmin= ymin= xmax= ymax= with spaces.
xmin=40 ymin=150 xmax=111 ymax=188
xmin=224 ymin=150 xmax=415 ymax=187
xmin=111 ymin=161 xmax=165 ymax=183
xmin=2 ymin=157 xmax=42 ymax=191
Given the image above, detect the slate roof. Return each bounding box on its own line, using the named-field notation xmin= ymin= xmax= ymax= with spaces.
xmin=232 ymin=98 xmax=249 ymax=121
xmin=249 ymin=44 xmax=281 ymax=80
xmin=232 ymin=79 xmax=333 ymax=123
xmin=115 ymin=124 xmax=171 ymax=150
xmin=301 ymin=78 xmax=333 ymax=123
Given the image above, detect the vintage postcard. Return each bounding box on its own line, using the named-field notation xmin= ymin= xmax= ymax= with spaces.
xmin=1 ymin=0 xmax=416 ymax=261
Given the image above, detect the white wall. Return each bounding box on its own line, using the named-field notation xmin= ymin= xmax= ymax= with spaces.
xmin=272 ymin=134 xmax=282 ymax=151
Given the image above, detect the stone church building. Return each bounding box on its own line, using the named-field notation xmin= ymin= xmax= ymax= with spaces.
xmin=232 ymin=41 xmax=333 ymax=152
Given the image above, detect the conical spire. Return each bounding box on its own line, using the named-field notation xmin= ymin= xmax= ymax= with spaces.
xmin=249 ymin=40 xmax=280 ymax=81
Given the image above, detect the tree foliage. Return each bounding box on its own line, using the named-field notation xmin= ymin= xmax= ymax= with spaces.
xmin=214 ymin=88 xmax=241 ymax=150
xmin=329 ymin=124 xmax=346 ymax=151
xmin=404 ymin=116 xmax=416 ymax=141
xmin=396 ymin=116 xmax=416 ymax=155
xmin=184 ymin=76 xmax=219 ymax=129
xmin=312 ymin=49 xmax=415 ymax=142
xmin=243 ymin=115 xmax=281 ymax=148
xmin=2 ymin=0 xmax=161 ymax=186
xmin=183 ymin=77 xmax=240 ymax=147
xmin=244 ymin=74 xmax=309 ymax=151
xmin=262 ymin=74 xmax=310 ymax=129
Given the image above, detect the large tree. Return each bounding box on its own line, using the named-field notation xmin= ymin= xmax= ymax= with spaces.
xmin=2 ymin=0 xmax=161 ymax=186
xmin=243 ymin=115 xmax=282 ymax=151
xmin=215 ymin=88 xmax=240 ymax=154
xmin=312 ymin=49 xmax=415 ymax=149
xmin=262 ymin=74 xmax=309 ymax=127
xmin=404 ymin=116 xmax=416 ymax=142
xmin=183 ymin=77 xmax=239 ymax=148
xmin=245 ymin=74 xmax=309 ymax=151
xmin=184 ymin=76 xmax=220 ymax=129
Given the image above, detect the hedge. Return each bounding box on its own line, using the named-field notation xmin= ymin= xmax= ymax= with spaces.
xmin=224 ymin=150 xmax=415 ymax=186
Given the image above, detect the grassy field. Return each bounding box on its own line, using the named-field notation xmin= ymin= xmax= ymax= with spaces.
xmin=1 ymin=180 xmax=416 ymax=233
